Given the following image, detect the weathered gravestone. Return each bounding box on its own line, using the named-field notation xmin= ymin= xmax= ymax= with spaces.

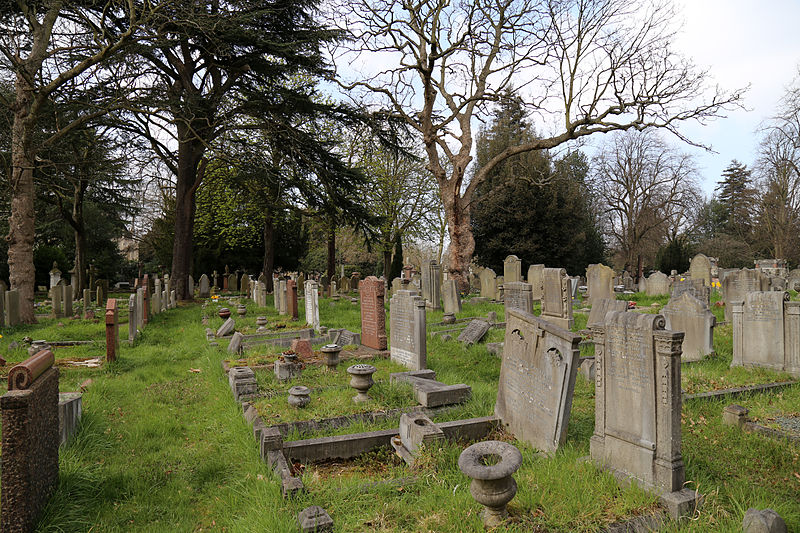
xmin=731 ymin=291 xmax=800 ymax=377
xmin=586 ymin=264 xmax=615 ymax=306
xmin=49 ymin=262 xmax=61 ymax=288
xmin=153 ymin=279 xmax=161 ymax=315
xmin=389 ymin=290 xmax=426 ymax=370
xmin=479 ymin=268 xmax=497 ymax=300
xmin=503 ymin=281 xmax=533 ymax=314
xmin=228 ymin=273 xmax=237 ymax=292
xmin=503 ymin=255 xmax=522 ymax=283
xmin=457 ymin=319 xmax=491 ymax=347
xmin=51 ymin=286 xmax=63 ymax=318
xmin=722 ymin=269 xmax=770 ymax=321
xmin=495 ymin=275 xmax=505 ymax=302
xmin=188 ymin=275 xmax=194 ymax=297
xmin=240 ymin=274 xmax=250 ymax=297
xmin=128 ymin=294 xmax=137 ymax=343
xmin=587 ymin=298 xmax=628 ymax=329
xmin=95 ymin=279 xmax=109 ymax=306
xmin=105 ymin=299 xmax=119 ymax=362
xmin=83 ymin=289 xmax=92 ymax=319
xmin=622 ymin=271 xmax=636 ymax=292
xmin=662 ymin=292 xmax=715 ymax=362
xmin=442 ymin=278 xmax=461 ymax=315
xmin=590 ymin=312 xmax=699 ymax=519
xmin=135 ymin=288 xmax=144 ymax=330
xmin=391 ymin=277 xmax=403 ymax=295
xmin=304 ymin=280 xmax=320 ymax=332
xmin=277 ymin=279 xmax=287 ymax=315
xmin=671 ymin=278 xmax=710 ymax=306
xmin=426 ymin=260 xmax=442 ymax=309
xmin=286 ymin=280 xmax=299 ymax=320
xmin=689 ymin=253 xmax=712 ymax=288
xmin=198 ymin=274 xmax=210 ymax=298
xmin=645 ymin=271 xmax=671 ymax=296
xmin=527 ymin=264 xmax=544 ymax=301
xmin=495 ymin=308 xmax=581 ymax=454
xmin=788 ymin=268 xmax=800 ymax=292
xmin=6 ymin=289 xmax=20 ymax=326
xmin=216 ymin=318 xmax=236 ymax=338
xmin=359 ymin=276 xmax=387 ymax=350
xmin=540 ymin=268 xmax=573 ymax=330
xmin=62 ymin=284 xmax=73 ymax=317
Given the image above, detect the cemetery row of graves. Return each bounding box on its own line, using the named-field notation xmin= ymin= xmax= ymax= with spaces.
xmin=0 ymin=255 xmax=798 ymax=532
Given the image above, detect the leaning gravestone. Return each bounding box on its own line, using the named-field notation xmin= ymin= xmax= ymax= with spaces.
xmin=6 ymin=289 xmax=20 ymax=326
xmin=389 ymin=290 xmax=427 ymax=370
xmin=503 ymin=281 xmax=533 ymax=314
xmin=722 ymin=269 xmax=770 ymax=321
xmin=587 ymin=298 xmax=627 ymax=329
xmin=496 ymin=308 xmax=581 ymax=454
xmin=479 ymin=268 xmax=497 ymax=300
xmin=527 ymin=264 xmax=544 ymax=301
xmin=540 ymin=268 xmax=573 ymax=330
xmin=689 ymin=253 xmax=712 ymax=288
xmin=198 ymin=274 xmax=210 ymax=298
xmin=442 ymin=278 xmax=461 ymax=315
xmin=662 ymin=292 xmax=715 ymax=362
xmin=503 ymin=255 xmax=522 ymax=283
xmin=586 ymin=264 xmax=615 ymax=306
xmin=590 ymin=311 xmax=698 ymax=519
xmin=304 ymin=280 xmax=320 ymax=332
xmin=216 ymin=318 xmax=236 ymax=338
xmin=457 ymin=319 xmax=491 ymax=347
xmin=645 ymin=271 xmax=671 ymax=296
xmin=359 ymin=276 xmax=387 ymax=350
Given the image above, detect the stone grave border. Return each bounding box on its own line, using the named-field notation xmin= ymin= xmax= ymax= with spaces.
xmin=722 ymin=403 xmax=800 ymax=447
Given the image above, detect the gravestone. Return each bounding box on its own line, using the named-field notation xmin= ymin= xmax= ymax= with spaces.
xmin=503 ymin=255 xmax=522 ymax=283
xmin=62 ymin=284 xmax=73 ymax=316
xmin=389 ymin=290 xmax=427 ymax=370
xmin=671 ymin=278 xmax=710 ymax=305
xmin=495 ymin=275 xmax=504 ymax=302
xmin=442 ymin=278 xmax=461 ymax=315
xmin=95 ymin=279 xmax=109 ymax=306
xmin=188 ymin=275 xmax=194 ymax=297
xmin=320 ymin=275 xmax=330 ymax=297
xmin=732 ymin=291 xmax=800 ymax=376
xmin=51 ymin=286 xmax=63 ymax=318
xmin=6 ymin=289 xmax=20 ymax=326
xmin=622 ymin=271 xmax=636 ymax=291
xmin=662 ymin=292 xmax=715 ymax=362
xmin=170 ymin=290 xmax=176 ymax=308
xmin=423 ymin=260 xmax=442 ymax=309
xmin=722 ymin=269 xmax=770 ymax=321
xmin=0 ymin=288 xmax=4 ymax=327
xmin=153 ymin=279 xmax=161 ymax=315
xmin=391 ymin=277 xmax=403 ymax=295
xmin=457 ymin=319 xmax=491 ymax=346
xmin=590 ymin=312 xmax=698 ymax=519
xmin=359 ymin=276 xmax=387 ymax=350
xmin=136 ymin=288 xmax=144 ymax=330
xmin=586 ymin=264 xmax=615 ymax=305
xmin=479 ymin=268 xmax=497 ymax=300
xmin=527 ymin=264 xmax=544 ymax=301
xmin=689 ymin=253 xmax=712 ymax=287
xmin=540 ymin=268 xmax=573 ymax=330
xmin=587 ymin=298 xmax=628 ymax=329
xmin=286 ymin=280 xmax=299 ymax=320
xmin=49 ymin=262 xmax=61 ymax=288
xmin=161 ymin=289 xmax=167 ymax=312
xmin=277 ymin=279 xmax=287 ymax=315
xmin=216 ymin=318 xmax=236 ymax=337
xmin=503 ymin=281 xmax=533 ymax=314
xmin=142 ymin=275 xmax=150 ymax=325
xmin=199 ymin=274 xmax=210 ymax=298
xmin=304 ymin=280 xmax=320 ymax=332
xmin=83 ymin=289 xmax=92 ymax=319
xmin=788 ymin=269 xmax=800 ymax=292
xmin=645 ymin=271 xmax=671 ymax=296
xmin=240 ymin=274 xmax=250 ymax=297
xmin=496 ymin=308 xmax=581 ymax=454
xmin=228 ymin=273 xmax=237 ymax=292
xmin=105 ymin=299 xmax=119 ymax=362
xmin=128 ymin=294 xmax=137 ymax=343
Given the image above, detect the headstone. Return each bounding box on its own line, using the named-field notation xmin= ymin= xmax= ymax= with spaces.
xmin=105 ymin=299 xmax=119 ymax=362
xmin=662 ymin=292 xmax=715 ymax=362
xmin=227 ymin=332 xmax=244 ymax=355
xmin=722 ymin=269 xmax=770 ymax=321
xmin=320 ymin=275 xmax=329 ymax=297
xmin=142 ymin=275 xmax=150 ymax=325
xmin=671 ymin=278 xmax=710 ymax=305
xmin=153 ymin=279 xmax=161 ymax=314
xmin=188 ymin=275 xmax=194 ymax=297
xmin=286 ymin=280 xmax=298 ymax=320
xmin=83 ymin=289 xmax=92 ymax=319
xmin=0 ymin=288 xmax=4 ymax=327
xmin=503 ymin=281 xmax=533 ymax=314
xmin=480 ymin=268 xmax=497 ymax=300
xmin=128 ymin=294 xmax=137 ymax=343
xmin=51 ymin=286 xmax=63 ymax=318
xmin=49 ymin=262 xmax=61 ymax=288
xmin=6 ymin=289 xmax=20 ymax=326
xmin=645 ymin=271 xmax=670 ymax=296
xmin=216 ymin=318 xmax=236 ymax=337
xmin=240 ymin=274 xmax=250 ymax=296
xmin=170 ymin=290 xmax=176 ymax=308
xmin=732 ymin=291 xmax=800 ymax=376
xmin=540 ymin=268 xmax=573 ymax=330
xmin=587 ymin=298 xmax=628 ymax=329
xmin=457 ymin=319 xmax=491 ymax=347
xmin=495 ymin=275 xmax=505 ymax=302
xmin=389 ymin=290 xmax=427 ymax=370
xmin=391 ymin=277 xmax=403 ymax=295
xmin=359 ymin=276 xmax=387 ymax=350
xmin=297 ymin=273 xmax=305 ymax=294
xmin=742 ymin=508 xmax=788 ymax=533
xmin=277 ymin=279 xmax=287 ymax=315
xmin=95 ymin=279 xmax=109 ymax=306
xmin=161 ymin=289 xmax=167 ymax=312
xmin=527 ymin=264 xmax=544 ymax=301
xmin=495 ymin=308 xmax=581 ymax=453
xmin=228 ymin=273 xmax=238 ymax=292
xmin=590 ymin=312 xmax=698 ymax=519
xmin=788 ymin=269 xmax=800 ymax=292
xmin=586 ymin=264 xmax=615 ymax=305
xmin=136 ymin=288 xmax=144 ymax=330
xmin=213 ymin=270 xmax=219 ymax=289
xmin=442 ymin=278 xmax=462 ymax=315
xmin=622 ymin=271 xmax=636 ymax=291
xmin=304 ymin=280 xmax=320 ymax=332
xmin=199 ymin=274 xmax=210 ymax=298
xmin=425 ymin=260 xmax=442 ymax=309
xmin=689 ymin=254 xmax=712 ymax=287
xmin=62 ymin=284 xmax=73 ymax=317
xmin=503 ymin=255 xmax=522 ymax=283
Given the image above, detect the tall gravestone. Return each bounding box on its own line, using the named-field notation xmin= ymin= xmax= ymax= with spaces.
xmin=428 ymin=261 xmax=442 ymax=309
xmin=479 ymin=268 xmax=497 ymax=300
xmin=51 ymin=286 xmax=63 ymax=318
xmin=286 ymin=280 xmax=298 ymax=320
xmin=142 ymin=275 xmax=150 ymax=325
xmin=128 ymin=294 xmax=137 ymax=343
xmin=136 ymin=288 xmax=144 ymax=330
xmin=503 ymin=255 xmax=522 ymax=283
xmin=277 ymin=279 xmax=287 ymax=315
xmin=495 ymin=275 xmax=505 ymax=302
xmin=62 ymin=284 xmax=73 ymax=317
xmin=198 ymin=274 xmax=210 ymax=298
xmin=495 ymin=308 xmax=581 ymax=453
xmin=527 ymin=264 xmax=544 ymax=301
xmin=540 ymin=268 xmax=573 ymax=330
xmin=722 ymin=269 xmax=770 ymax=321
xmin=663 ymin=292 xmax=715 ymax=362
xmin=586 ymin=264 xmax=615 ymax=306
xmin=188 ymin=275 xmax=194 ymax=298
xmin=6 ymin=289 xmax=20 ymax=326
xmin=96 ymin=279 xmax=109 ymax=306
xmin=587 ymin=298 xmax=627 ymax=329
xmin=689 ymin=254 xmax=712 ymax=288
xmin=228 ymin=273 xmax=238 ymax=292
xmin=503 ymin=281 xmax=533 ymax=314
xmin=389 ymin=290 xmax=426 ymax=370
xmin=442 ymin=278 xmax=461 ymax=315
xmin=153 ymin=279 xmax=162 ymax=315
xmin=590 ymin=312 xmax=698 ymax=519
xmin=240 ymin=274 xmax=250 ymax=297
xmin=645 ymin=271 xmax=671 ymax=296
xmin=304 ymin=280 xmax=320 ymax=332
xmin=359 ymin=276 xmax=387 ymax=350
xmin=105 ymin=299 xmax=119 ymax=362
xmin=732 ymin=291 xmax=800 ymax=377
xmin=83 ymin=289 xmax=92 ymax=319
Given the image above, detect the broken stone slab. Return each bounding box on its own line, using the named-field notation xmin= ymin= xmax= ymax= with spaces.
xmin=486 ymin=342 xmax=503 ymax=357
xmin=216 ymin=318 xmax=235 ymax=337
xmin=392 ymin=412 xmax=445 ymax=466
xmin=457 ymin=319 xmax=491 ymax=346
xmin=227 ymin=332 xmax=244 ymax=355
xmin=743 ymin=508 xmax=787 ymax=533
xmin=298 ymin=506 xmax=334 ymax=533
xmin=390 ymin=370 xmax=471 ymax=407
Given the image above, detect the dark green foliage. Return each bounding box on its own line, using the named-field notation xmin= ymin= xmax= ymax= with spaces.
xmin=389 ymin=233 xmax=404 ymax=280
xmin=655 ymin=237 xmax=692 ymax=274
xmin=716 ymin=160 xmax=757 ymax=239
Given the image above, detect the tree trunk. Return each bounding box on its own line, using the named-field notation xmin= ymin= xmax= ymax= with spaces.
xmin=326 ymin=226 xmax=335 ymax=278
xmin=262 ymin=214 xmax=275 ymax=292
xmin=72 ymin=186 xmax=86 ymax=299
xmin=383 ymin=249 xmax=392 ymax=280
xmin=443 ymin=191 xmax=474 ymax=294
xmin=170 ymin=130 xmax=203 ymax=301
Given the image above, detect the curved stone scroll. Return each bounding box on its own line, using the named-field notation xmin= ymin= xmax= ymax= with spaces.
xmin=8 ymin=349 xmax=55 ymax=390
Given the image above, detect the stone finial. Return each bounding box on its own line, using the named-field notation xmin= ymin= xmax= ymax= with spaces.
xmin=722 ymin=404 xmax=749 ymax=428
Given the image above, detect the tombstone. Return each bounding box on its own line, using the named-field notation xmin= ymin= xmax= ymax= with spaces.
xmin=228 ymin=332 xmax=244 ymax=355
xmin=769 ymin=276 xmax=787 ymax=292
xmin=331 ymin=280 xmax=337 ymax=297
xmin=105 ymin=299 xmax=119 ymax=362
xmin=662 ymin=293 xmax=715 ymax=362
xmin=62 ymin=284 xmax=73 ymax=317
xmin=503 ymin=255 xmax=522 ymax=283
xmin=671 ymin=278 xmax=710 ymax=306
xmin=457 ymin=319 xmax=491 ymax=347
xmin=421 ymin=263 xmax=431 ymax=302
xmin=199 ymin=274 xmax=210 ymax=298
xmin=590 ymin=312 xmax=698 ymax=519
xmin=645 ymin=271 xmax=671 ymax=296
xmin=320 ymin=275 xmax=330 ymax=297
xmin=49 ymin=262 xmax=61 ymax=288
xmin=732 ymin=292 xmax=800 ymax=377
xmin=135 ymin=288 xmax=144 ymax=330
xmin=359 ymin=276 xmax=388 ymax=350
xmin=788 ymin=269 xmax=800 ymax=292
xmin=5 ymin=290 xmax=20 ymax=326
xmin=587 ymin=298 xmax=628 ymax=329
xmin=277 ymin=279 xmax=287 ymax=315
xmin=391 ymin=277 xmax=403 ymax=295
xmin=754 ymin=258 xmax=788 ymax=279
xmin=0 ymin=288 xmax=4 ymax=328
xmin=51 ymin=286 xmax=63 ymax=318
xmin=95 ymin=279 xmax=109 ymax=306
xmin=689 ymin=254 xmax=712 ymax=287
xmin=153 ymin=279 xmax=162 ymax=315
xmin=442 ymin=278 xmax=462 ymax=315
xmin=479 ymin=268 xmax=497 ymax=300
xmin=212 ymin=270 xmax=219 ymax=289
xmin=503 ymin=281 xmax=533 ymax=314
xmin=223 ymin=272 xmax=229 ymax=290
xmin=228 ymin=273 xmax=238 ymax=292
xmin=495 ymin=275 xmax=505 ymax=302
xmin=350 ymin=272 xmax=361 ymax=291
xmin=170 ymin=290 xmax=176 ymax=309
xmin=142 ymin=275 xmax=150 ymax=325
xmin=429 ymin=261 xmax=442 ymax=309
xmin=240 ymin=274 xmax=250 ymax=297
xmin=297 ymin=273 xmax=305 ymax=294
xmin=495 ymin=308 xmax=581 ymax=453
xmin=722 ymin=269 xmax=770 ymax=322
xmin=586 ymin=264 xmax=615 ymax=306
xmin=540 ymin=268 xmax=573 ymax=330
xmin=389 ymin=290 xmax=427 ymax=370
xmin=258 ymin=283 xmax=267 ymax=308
xmin=128 ymin=294 xmax=137 ymax=343
xmin=82 ymin=289 xmax=92 ymax=318
xmin=286 ymin=280 xmax=299 ymax=320
xmin=304 ymin=280 xmax=320 ymax=332
xmin=527 ymin=264 xmax=544 ymax=301
xmin=622 ymin=271 xmax=636 ymax=292
xmin=216 ymin=318 xmax=236 ymax=338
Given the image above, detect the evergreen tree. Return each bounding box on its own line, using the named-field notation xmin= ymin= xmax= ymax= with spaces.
xmin=716 ymin=160 xmax=757 ymax=239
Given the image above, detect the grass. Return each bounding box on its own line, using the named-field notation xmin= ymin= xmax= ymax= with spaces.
xmin=0 ymin=289 xmax=794 ymax=532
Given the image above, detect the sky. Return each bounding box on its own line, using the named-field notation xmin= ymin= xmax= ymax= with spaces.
xmin=668 ymin=0 xmax=800 ymax=195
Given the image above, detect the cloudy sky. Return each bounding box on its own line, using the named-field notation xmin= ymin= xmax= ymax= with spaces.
xmin=670 ymin=0 xmax=800 ymax=195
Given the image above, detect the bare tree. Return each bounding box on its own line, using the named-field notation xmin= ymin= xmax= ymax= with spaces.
xmin=333 ymin=0 xmax=741 ymax=290
xmin=593 ymin=130 xmax=701 ymax=270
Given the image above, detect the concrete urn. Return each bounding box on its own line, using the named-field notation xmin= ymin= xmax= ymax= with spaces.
xmin=346 ymin=364 xmax=376 ymax=403
xmin=236 ymin=304 xmax=247 ymax=317
xmin=218 ymin=308 xmax=231 ymax=319
xmin=458 ymin=440 xmax=522 ymax=528
xmin=287 ymin=386 xmax=310 ymax=408
xmin=256 ymin=316 xmax=268 ymax=327
xmin=321 ymin=344 xmax=342 ymax=371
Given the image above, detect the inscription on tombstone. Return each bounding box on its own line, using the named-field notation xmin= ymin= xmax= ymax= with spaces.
xmin=722 ymin=269 xmax=769 ymax=321
xmin=731 ymin=291 xmax=798 ymax=375
xmin=389 ymin=290 xmax=427 ymax=370
xmin=503 ymin=255 xmax=522 ymax=283
xmin=540 ymin=268 xmax=573 ymax=330
xmin=527 ymin=264 xmax=544 ymax=301
xmin=503 ymin=281 xmax=533 ymax=314
xmin=442 ymin=278 xmax=461 ymax=315
xmin=304 ymin=280 xmax=320 ymax=332
xmin=457 ymin=319 xmax=491 ymax=346
xmin=663 ymin=292 xmax=715 ymax=362
xmin=359 ymin=276 xmax=387 ymax=350
xmin=586 ymin=264 xmax=615 ymax=305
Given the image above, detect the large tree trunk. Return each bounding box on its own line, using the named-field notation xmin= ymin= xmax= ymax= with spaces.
xmin=262 ymin=214 xmax=275 ymax=292
xmin=383 ymin=249 xmax=392 ymax=280
xmin=443 ymin=189 xmax=474 ymax=294
xmin=72 ymin=186 xmax=86 ymax=299
xmin=326 ymin=226 xmax=335 ymax=278
xmin=171 ymin=129 xmax=203 ymax=301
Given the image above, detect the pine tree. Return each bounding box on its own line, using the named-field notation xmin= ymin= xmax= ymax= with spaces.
xmin=716 ymin=160 xmax=757 ymax=239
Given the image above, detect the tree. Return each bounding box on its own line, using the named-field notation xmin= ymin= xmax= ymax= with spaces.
xmin=716 ymin=160 xmax=757 ymax=241
xmin=594 ymin=130 xmax=701 ymax=271
xmin=335 ymin=0 xmax=741 ymax=290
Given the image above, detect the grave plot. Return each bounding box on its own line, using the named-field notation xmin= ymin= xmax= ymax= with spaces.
xmin=720 ymin=384 xmax=800 ymax=446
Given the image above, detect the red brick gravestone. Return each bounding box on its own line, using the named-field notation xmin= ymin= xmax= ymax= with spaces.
xmin=106 ymin=299 xmax=119 ymax=362
xmin=287 ymin=280 xmax=299 ymax=320
xmin=359 ymin=276 xmax=387 ymax=350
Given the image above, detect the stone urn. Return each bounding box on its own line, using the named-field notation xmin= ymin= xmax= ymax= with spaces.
xmin=346 ymin=364 xmax=377 ymax=403
xmin=237 ymin=304 xmax=247 ymax=317
xmin=287 ymin=386 xmax=311 ymax=408
xmin=321 ymin=344 xmax=342 ymax=371
xmin=442 ymin=312 xmax=456 ymax=324
xmin=282 ymin=351 xmax=298 ymax=364
xmin=256 ymin=316 xmax=268 ymax=327
xmin=218 ymin=308 xmax=231 ymax=319
xmin=458 ymin=440 xmax=522 ymax=528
